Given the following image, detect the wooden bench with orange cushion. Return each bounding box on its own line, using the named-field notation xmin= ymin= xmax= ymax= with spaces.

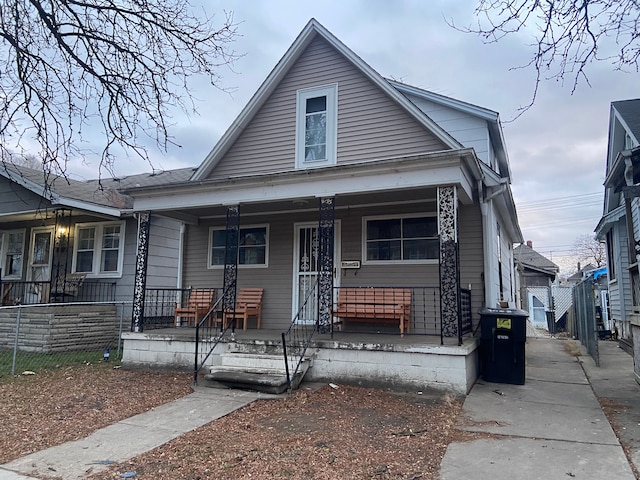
xmin=175 ymin=289 xmax=215 ymax=327
xmin=333 ymin=287 xmax=411 ymax=336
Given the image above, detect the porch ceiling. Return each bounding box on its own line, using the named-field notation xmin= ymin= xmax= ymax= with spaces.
xmin=154 ymin=187 xmax=440 ymax=223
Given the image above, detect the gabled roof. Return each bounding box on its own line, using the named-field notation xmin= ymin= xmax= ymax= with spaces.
xmin=388 ymin=80 xmax=512 ymax=181
xmin=191 ymin=18 xmax=461 ymax=181
xmin=514 ymin=243 xmax=559 ymax=277
xmin=601 ymin=99 xmax=640 ymax=219
xmin=0 ymin=164 xmax=195 ymax=217
xmin=612 ymin=99 xmax=640 ymax=143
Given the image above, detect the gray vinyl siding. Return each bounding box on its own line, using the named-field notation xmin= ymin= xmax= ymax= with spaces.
xmin=618 ymin=221 xmax=633 ymax=316
xmin=208 ymin=36 xmax=448 ymax=179
xmin=608 ymin=219 xmax=631 ymax=323
xmin=145 ymin=216 xmax=182 ymax=289
xmin=609 ymin=281 xmax=621 ymax=322
xmin=0 ymin=177 xmax=51 ymax=214
xmin=633 ymin=200 xmax=640 ymax=245
xmin=113 ymin=216 xmax=182 ymax=310
xmin=404 ymin=94 xmax=491 ymax=166
xmin=459 ymin=204 xmax=485 ymax=327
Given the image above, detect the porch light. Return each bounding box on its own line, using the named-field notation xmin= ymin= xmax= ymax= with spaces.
xmin=56 ymin=226 xmax=67 ymax=239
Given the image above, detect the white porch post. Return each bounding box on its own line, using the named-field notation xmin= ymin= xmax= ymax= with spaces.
xmin=438 ymin=185 xmax=459 ymax=339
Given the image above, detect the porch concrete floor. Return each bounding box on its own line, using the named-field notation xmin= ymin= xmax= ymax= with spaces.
xmin=136 ymin=327 xmax=472 ymax=352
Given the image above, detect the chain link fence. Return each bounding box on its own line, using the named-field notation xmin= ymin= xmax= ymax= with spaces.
xmin=573 ymin=277 xmax=599 ymax=366
xmin=0 ymin=302 xmax=127 ymax=377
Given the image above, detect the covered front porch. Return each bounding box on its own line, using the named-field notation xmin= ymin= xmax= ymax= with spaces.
xmin=125 ymin=153 xmax=489 ymax=392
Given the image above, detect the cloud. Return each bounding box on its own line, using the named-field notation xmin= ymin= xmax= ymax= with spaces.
xmin=50 ymin=0 xmax=638 ymax=274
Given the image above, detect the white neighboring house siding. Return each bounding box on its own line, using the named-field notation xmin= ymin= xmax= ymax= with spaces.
xmin=401 ymin=94 xmax=492 ymax=166
xmin=207 ymin=36 xmax=448 ymax=180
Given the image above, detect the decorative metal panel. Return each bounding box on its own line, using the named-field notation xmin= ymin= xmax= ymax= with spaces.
xmin=132 ymin=212 xmax=151 ymax=332
xmin=223 ymin=205 xmax=240 ymax=317
xmin=438 ymin=186 xmax=459 ymax=338
xmin=317 ymin=197 xmax=334 ymax=334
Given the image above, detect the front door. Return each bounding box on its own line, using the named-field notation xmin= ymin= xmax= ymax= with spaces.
xmin=28 ymin=228 xmax=54 ymax=301
xmin=293 ymin=222 xmax=340 ymax=324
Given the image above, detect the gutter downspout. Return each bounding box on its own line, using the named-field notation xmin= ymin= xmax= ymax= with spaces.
xmin=480 ymin=178 xmax=511 ymax=308
xmin=479 ymin=180 xmax=492 ymax=308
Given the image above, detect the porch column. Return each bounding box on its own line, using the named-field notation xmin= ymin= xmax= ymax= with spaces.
xmin=438 ymin=186 xmax=459 ymax=339
xmin=317 ymin=196 xmax=335 ymax=334
xmin=51 ymin=208 xmax=72 ymax=298
xmin=222 ymin=205 xmax=240 ymax=326
xmin=132 ymin=211 xmax=151 ymax=332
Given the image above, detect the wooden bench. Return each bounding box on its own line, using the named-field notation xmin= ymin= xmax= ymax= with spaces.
xmin=175 ymin=289 xmax=216 ymax=327
xmin=333 ymin=287 xmax=412 ymax=336
xmin=223 ymin=288 xmax=263 ymax=330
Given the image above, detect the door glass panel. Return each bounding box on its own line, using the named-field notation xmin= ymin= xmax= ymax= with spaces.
xmin=297 ymin=226 xmax=319 ymax=324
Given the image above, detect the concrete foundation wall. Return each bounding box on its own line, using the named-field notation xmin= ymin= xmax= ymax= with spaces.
xmin=0 ymin=304 xmax=120 ymax=353
xmin=305 ymin=341 xmax=478 ymax=394
xmin=121 ymin=332 xmax=479 ymax=394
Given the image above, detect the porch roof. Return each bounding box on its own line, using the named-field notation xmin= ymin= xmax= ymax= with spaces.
xmin=125 ymin=150 xmax=482 ymax=221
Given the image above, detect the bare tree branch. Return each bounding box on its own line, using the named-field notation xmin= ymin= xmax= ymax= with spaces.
xmin=573 ymin=234 xmax=607 ymax=268
xmin=449 ymin=0 xmax=640 ymax=118
xmin=0 ymin=0 xmax=239 ymax=184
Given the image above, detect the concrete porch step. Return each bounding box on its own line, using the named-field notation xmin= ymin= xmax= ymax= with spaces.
xmin=205 ymin=353 xmax=312 ymax=394
xmin=220 ymin=352 xmax=287 ymax=371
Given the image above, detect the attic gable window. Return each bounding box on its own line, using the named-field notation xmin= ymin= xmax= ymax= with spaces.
xmin=296 ymin=84 xmax=337 ymax=169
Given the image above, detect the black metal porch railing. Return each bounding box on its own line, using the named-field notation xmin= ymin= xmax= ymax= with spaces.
xmin=460 ymin=288 xmax=472 ymax=338
xmin=282 ymin=277 xmax=320 ymax=391
xmin=331 ymin=285 xmax=473 ymax=345
xmin=0 ymin=280 xmax=116 ymax=306
xmin=142 ymin=288 xmax=193 ymax=329
xmin=193 ymin=283 xmax=237 ymax=384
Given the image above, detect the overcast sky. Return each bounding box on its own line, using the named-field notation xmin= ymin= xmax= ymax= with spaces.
xmin=66 ymin=1 xmax=639 ymax=275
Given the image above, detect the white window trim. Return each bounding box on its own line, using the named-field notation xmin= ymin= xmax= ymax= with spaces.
xmin=28 ymin=227 xmax=54 ymax=282
xmin=72 ymin=221 xmax=125 ymax=278
xmin=208 ymin=224 xmax=270 ymax=269
xmin=295 ymin=84 xmax=338 ymax=169
xmin=362 ymin=213 xmax=438 ymax=265
xmin=0 ymin=229 xmax=26 ymax=279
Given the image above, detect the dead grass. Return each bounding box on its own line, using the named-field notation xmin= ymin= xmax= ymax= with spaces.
xmin=0 ymin=362 xmax=192 ymax=464
xmin=563 ymin=340 xmax=583 ymax=358
xmin=88 ymin=384 xmax=467 ymax=480
xmin=0 ymin=364 xmax=469 ymax=480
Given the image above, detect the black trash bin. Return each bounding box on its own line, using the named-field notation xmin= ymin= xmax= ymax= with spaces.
xmin=479 ymin=308 xmax=528 ymax=385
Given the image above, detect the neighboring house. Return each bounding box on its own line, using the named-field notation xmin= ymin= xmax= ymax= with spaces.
xmin=0 ymin=164 xmax=187 ymax=312
xmin=596 ymin=99 xmax=640 ymax=365
xmin=122 ymin=19 xmax=523 ymax=393
xmin=514 ymin=241 xmax=561 ymax=330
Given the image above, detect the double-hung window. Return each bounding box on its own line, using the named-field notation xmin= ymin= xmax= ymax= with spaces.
xmin=295 ymin=84 xmax=337 ymax=169
xmin=0 ymin=230 xmax=25 ymax=278
xmin=73 ymin=222 xmax=125 ymax=277
xmin=364 ymin=215 xmax=438 ymax=263
xmin=209 ymin=225 xmax=268 ymax=268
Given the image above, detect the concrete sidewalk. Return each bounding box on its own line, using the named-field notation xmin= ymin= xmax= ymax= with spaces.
xmin=0 ymin=388 xmax=280 ymax=480
xmin=440 ymin=337 xmax=637 ymax=479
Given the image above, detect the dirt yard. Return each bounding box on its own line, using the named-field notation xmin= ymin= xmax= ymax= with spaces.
xmin=1 ymin=362 xmax=469 ymax=479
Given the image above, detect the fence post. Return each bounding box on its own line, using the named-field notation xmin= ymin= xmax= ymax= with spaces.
xmin=117 ymin=302 xmax=124 ymax=359
xmin=11 ymin=304 xmax=23 ymax=376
